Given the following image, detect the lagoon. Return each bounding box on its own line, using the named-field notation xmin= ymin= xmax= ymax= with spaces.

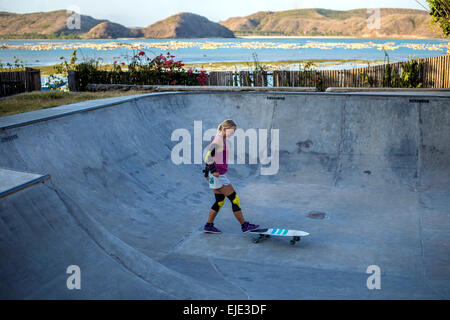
xmin=0 ymin=37 xmax=448 ymax=71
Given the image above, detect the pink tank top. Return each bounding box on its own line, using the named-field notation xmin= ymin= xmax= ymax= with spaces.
xmin=212 ymin=134 xmax=228 ymax=175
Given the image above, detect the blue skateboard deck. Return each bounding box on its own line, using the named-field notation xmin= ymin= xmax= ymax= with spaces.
xmin=250 ymin=228 xmax=309 ymax=245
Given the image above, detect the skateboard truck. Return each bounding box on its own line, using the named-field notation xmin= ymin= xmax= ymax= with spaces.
xmin=253 ymin=234 xmax=270 ymax=243
xmin=290 ymin=236 xmax=301 ymax=245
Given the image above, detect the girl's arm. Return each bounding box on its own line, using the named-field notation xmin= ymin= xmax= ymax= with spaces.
xmin=205 ymin=137 xmax=224 ymax=165
xmin=203 ymin=138 xmax=223 ymax=177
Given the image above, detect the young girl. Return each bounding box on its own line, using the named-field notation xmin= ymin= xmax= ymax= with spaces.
xmin=203 ymin=119 xmax=259 ymax=234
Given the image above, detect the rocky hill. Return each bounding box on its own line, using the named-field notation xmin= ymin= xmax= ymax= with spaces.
xmin=219 ymin=8 xmax=444 ymax=38
xmin=86 ymin=22 xmax=143 ymax=39
xmin=0 ymin=10 xmax=106 ymax=37
xmin=0 ymin=8 xmax=444 ymax=39
xmin=142 ymin=12 xmax=234 ymax=38
xmin=0 ymin=10 xmax=235 ymax=39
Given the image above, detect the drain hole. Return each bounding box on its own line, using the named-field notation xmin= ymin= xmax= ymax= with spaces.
xmin=307 ymin=211 xmax=327 ymax=219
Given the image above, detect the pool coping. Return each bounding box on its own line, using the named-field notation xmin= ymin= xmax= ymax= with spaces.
xmin=1 ymin=88 xmax=449 ymax=130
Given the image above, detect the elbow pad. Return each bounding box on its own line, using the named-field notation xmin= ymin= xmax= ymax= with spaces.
xmin=203 ymin=163 xmax=217 ymax=177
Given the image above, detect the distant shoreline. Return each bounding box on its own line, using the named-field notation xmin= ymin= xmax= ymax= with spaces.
xmin=237 ymin=35 xmax=449 ymax=40
xmin=1 ymin=36 xmax=448 ymax=41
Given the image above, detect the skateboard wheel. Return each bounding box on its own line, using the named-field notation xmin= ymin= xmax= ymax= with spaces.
xmin=290 ymin=240 xmax=296 ymax=245
xmin=265 ymin=235 xmax=270 ymax=238
xmin=253 ymin=238 xmax=260 ymax=243
xmin=294 ymin=236 xmax=300 ymax=242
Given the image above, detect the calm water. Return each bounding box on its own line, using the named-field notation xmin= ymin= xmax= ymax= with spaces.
xmin=0 ymin=38 xmax=448 ymax=70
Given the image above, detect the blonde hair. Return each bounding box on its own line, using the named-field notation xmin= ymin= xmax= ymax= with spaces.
xmin=217 ymin=119 xmax=237 ymax=134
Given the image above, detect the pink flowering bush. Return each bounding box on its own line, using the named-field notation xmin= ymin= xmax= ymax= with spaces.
xmin=61 ymin=50 xmax=209 ymax=91
xmin=123 ymin=50 xmax=208 ymax=86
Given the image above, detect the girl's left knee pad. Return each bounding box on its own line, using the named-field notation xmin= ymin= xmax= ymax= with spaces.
xmin=227 ymin=192 xmax=241 ymax=212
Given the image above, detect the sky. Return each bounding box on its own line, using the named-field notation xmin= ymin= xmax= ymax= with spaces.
xmin=0 ymin=0 xmax=430 ymax=27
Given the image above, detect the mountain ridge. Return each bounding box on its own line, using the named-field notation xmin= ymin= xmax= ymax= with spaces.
xmin=0 ymin=8 xmax=445 ymax=39
xmin=219 ymin=8 xmax=444 ymax=38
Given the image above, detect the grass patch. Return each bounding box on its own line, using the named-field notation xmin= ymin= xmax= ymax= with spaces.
xmin=0 ymin=90 xmax=151 ymax=117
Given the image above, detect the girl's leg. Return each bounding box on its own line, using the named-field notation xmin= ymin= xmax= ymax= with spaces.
xmin=204 ymin=189 xmax=226 ymax=233
xmin=207 ymin=189 xmax=224 ymax=224
xmin=207 ymin=208 xmax=219 ymax=224
xmin=219 ymin=184 xmax=245 ymax=225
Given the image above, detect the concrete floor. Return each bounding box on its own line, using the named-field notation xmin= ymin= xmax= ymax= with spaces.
xmin=0 ymin=90 xmax=449 ymax=299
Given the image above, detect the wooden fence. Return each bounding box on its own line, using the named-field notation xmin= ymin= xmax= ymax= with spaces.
xmin=207 ymin=55 xmax=450 ymax=89
xmin=0 ymin=68 xmax=41 ymax=97
xmin=68 ymin=55 xmax=450 ymax=91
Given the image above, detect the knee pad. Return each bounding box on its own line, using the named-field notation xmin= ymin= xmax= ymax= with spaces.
xmin=227 ymin=192 xmax=241 ymax=212
xmin=211 ymin=193 xmax=226 ymax=212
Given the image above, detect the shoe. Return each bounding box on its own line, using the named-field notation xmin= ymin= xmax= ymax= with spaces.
xmin=241 ymin=221 xmax=260 ymax=233
xmin=204 ymin=223 xmax=222 ymax=234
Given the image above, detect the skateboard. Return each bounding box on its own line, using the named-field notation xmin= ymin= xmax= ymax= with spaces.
xmin=250 ymin=228 xmax=309 ymax=245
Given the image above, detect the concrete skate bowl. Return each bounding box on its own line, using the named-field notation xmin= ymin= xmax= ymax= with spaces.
xmin=0 ymin=91 xmax=449 ymax=299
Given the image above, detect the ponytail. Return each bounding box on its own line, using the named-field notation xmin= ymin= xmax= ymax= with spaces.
xmin=217 ymin=119 xmax=237 ymax=134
